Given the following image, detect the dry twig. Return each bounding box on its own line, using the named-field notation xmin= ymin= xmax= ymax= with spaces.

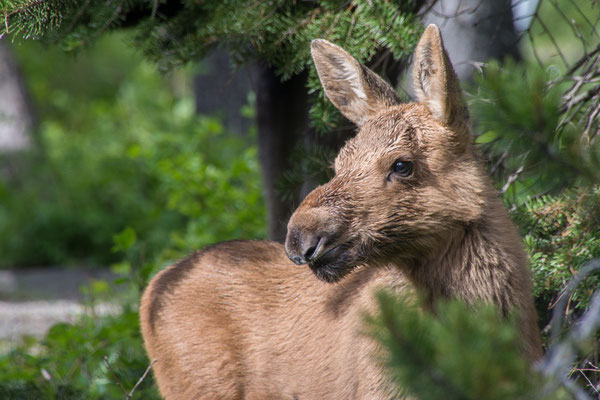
xmin=127 ymin=359 xmax=158 ymax=399
xmin=104 ymin=356 xmax=157 ymax=399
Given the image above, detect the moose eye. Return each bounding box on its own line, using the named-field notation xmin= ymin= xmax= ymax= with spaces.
xmin=392 ymin=160 xmax=413 ymax=177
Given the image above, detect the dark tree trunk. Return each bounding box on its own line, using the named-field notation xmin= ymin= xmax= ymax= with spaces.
xmin=255 ymin=66 xmax=309 ymax=242
xmin=193 ymin=49 xmax=253 ymax=134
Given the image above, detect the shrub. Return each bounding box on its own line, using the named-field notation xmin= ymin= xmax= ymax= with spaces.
xmin=514 ymin=188 xmax=600 ymax=317
xmin=0 ymin=36 xmax=264 ymax=267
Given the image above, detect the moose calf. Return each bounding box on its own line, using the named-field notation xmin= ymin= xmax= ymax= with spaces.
xmin=140 ymin=25 xmax=542 ymax=399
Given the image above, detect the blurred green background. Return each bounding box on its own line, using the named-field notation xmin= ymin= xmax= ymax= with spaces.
xmin=0 ymin=34 xmax=265 ymax=268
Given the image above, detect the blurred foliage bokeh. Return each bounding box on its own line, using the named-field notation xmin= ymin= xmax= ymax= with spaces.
xmin=0 ymin=34 xmax=265 ymax=267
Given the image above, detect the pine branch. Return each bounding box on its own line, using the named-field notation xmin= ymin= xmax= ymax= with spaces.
xmin=1 ymin=0 xmax=71 ymax=39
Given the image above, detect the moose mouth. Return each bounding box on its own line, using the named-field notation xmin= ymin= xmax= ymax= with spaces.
xmin=308 ymin=244 xmax=357 ymax=283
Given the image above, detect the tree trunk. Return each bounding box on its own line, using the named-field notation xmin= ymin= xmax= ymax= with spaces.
xmin=0 ymin=41 xmax=34 ymax=152
xmin=193 ymin=49 xmax=253 ymax=134
xmin=255 ymin=66 xmax=309 ymax=242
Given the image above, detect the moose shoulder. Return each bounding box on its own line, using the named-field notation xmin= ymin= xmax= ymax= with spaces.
xmin=140 ymin=24 xmax=542 ymax=399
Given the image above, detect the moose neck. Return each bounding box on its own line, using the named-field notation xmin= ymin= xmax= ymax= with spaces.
xmin=403 ymin=196 xmax=528 ymax=315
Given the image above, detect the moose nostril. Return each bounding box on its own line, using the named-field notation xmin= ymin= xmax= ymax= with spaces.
xmin=303 ymin=236 xmax=322 ymax=262
xmin=304 ymin=245 xmax=317 ymax=261
xmin=285 ymin=229 xmax=326 ymax=265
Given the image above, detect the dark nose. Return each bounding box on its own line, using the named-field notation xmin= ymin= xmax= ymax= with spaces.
xmin=285 ymin=228 xmax=324 ymax=265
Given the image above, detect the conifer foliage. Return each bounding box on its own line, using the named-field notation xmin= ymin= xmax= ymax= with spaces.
xmin=2 ymin=0 xmax=423 ymax=131
xmin=370 ymin=289 xmax=600 ymax=400
xmin=1 ymin=0 xmax=70 ymax=40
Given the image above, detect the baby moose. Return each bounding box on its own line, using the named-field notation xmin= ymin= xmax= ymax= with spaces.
xmin=140 ymin=25 xmax=542 ymax=399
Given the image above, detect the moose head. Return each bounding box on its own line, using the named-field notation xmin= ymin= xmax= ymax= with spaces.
xmin=285 ymin=25 xmax=486 ymax=283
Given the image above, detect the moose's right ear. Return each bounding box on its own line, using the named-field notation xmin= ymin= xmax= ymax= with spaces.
xmin=311 ymin=39 xmax=401 ymax=127
xmin=412 ymin=24 xmax=468 ymax=129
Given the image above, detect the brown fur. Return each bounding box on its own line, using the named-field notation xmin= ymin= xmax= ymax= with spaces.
xmin=140 ymin=25 xmax=542 ymax=399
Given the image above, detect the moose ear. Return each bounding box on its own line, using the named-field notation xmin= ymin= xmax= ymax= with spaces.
xmin=412 ymin=25 xmax=468 ymax=128
xmin=311 ymin=39 xmax=401 ymax=127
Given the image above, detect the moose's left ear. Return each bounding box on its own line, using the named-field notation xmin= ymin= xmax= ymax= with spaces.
xmin=311 ymin=39 xmax=401 ymax=127
xmin=412 ymin=25 xmax=469 ymax=128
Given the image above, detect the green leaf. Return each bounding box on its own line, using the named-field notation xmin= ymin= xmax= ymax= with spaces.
xmin=475 ymin=131 xmax=498 ymax=144
xmin=112 ymin=227 xmax=137 ymax=252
